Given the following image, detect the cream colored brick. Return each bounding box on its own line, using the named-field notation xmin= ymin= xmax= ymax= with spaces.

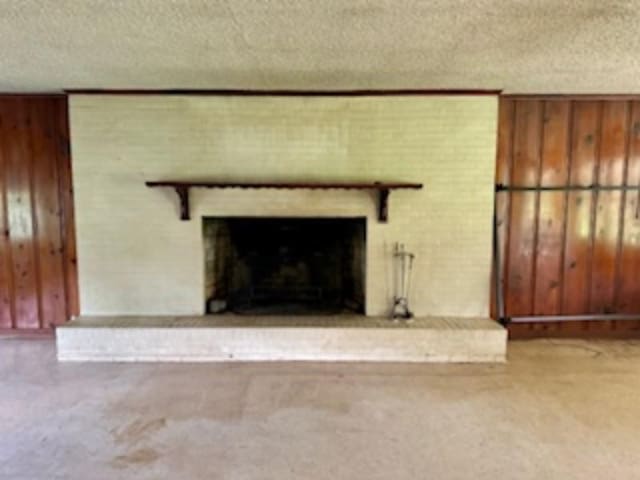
xmin=69 ymin=95 xmax=498 ymax=317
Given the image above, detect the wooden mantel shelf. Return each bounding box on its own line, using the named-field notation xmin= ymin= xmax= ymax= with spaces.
xmin=145 ymin=180 xmax=423 ymax=223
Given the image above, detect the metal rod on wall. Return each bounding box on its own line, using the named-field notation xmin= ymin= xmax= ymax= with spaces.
xmin=508 ymin=314 xmax=640 ymax=323
xmin=496 ymin=184 xmax=640 ymax=192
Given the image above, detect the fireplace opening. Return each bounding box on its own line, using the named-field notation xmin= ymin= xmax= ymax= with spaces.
xmin=204 ymin=217 xmax=366 ymax=315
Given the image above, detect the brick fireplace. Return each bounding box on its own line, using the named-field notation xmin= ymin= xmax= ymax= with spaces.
xmin=68 ymin=94 xmax=498 ymax=319
xmin=57 ymin=94 xmax=506 ymax=362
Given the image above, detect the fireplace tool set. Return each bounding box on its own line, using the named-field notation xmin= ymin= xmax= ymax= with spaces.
xmin=391 ymin=242 xmax=415 ymax=320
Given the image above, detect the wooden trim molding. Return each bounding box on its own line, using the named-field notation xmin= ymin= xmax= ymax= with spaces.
xmin=7 ymin=92 xmax=640 ymax=100
xmin=0 ymin=94 xmax=66 ymax=98
xmin=65 ymin=88 xmax=502 ymax=97
xmin=503 ymin=94 xmax=640 ymax=101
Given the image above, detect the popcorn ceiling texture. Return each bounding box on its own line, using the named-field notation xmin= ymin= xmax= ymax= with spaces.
xmin=69 ymin=95 xmax=498 ymax=317
xmin=1 ymin=1 xmax=639 ymax=93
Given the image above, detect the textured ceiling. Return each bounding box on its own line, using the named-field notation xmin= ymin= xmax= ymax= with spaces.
xmin=1 ymin=0 xmax=639 ymax=93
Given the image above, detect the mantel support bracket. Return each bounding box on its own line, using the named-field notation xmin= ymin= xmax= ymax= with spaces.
xmin=378 ymin=188 xmax=390 ymax=223
xmin=174 ymin=186 xmax=190 ymax=221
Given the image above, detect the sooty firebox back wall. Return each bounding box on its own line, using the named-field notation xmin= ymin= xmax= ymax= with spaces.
xmin=204 ymin=218 xmax=366 ymax=315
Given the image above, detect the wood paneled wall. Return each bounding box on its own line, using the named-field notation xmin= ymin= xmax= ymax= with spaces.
xmin=495 ymin=97 xmax=640 ymax=338
xmin=0 ymin=96 xmax=78 ymax=330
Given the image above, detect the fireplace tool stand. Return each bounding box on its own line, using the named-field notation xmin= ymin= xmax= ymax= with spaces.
xmin=391 ymin=242 xmax=415 ymax=321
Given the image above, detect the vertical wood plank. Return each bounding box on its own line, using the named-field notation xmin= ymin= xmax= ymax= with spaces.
xmin=30 ymin=99 xmax=67 ymax=328
xmin=561 ymin=101 xmax=599 ymax=315
xmin=617 ymin=101 xmax=640 ymax=313
xmin=4 ymin=98 xmax=40 ymax=328
xmin=54 ymin=98 xmax=79 ymax=320
xmin=534 ymin=100 xmax=570 ymax=315
xmin=590 ymin=101 xmax=628 ymax=313
xmin=0 ymin=101 xmax=15 ymax=328
xmin=505 ymin=100 xmax=542 ymax=316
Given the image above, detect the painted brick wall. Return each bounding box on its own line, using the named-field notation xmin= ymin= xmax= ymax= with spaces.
xmin=69 ymin=95 xmax=498 ymax=317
